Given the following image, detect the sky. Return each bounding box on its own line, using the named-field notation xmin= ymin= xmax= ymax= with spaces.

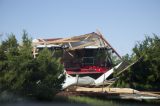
xmin=0 ymin=0 xmax=160 ymax=56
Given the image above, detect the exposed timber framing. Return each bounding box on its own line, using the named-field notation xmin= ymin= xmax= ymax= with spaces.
xmin=33 ymin=30 xmax=121 ymax=60
xmin=69 ymin=41 xmax=97 ymax=50
xmin=96 ymin=29 xmax=122 ymax=59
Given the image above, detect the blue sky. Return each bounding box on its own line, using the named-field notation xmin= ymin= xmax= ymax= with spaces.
xmin=0 ymin=0 xmax=160 ymax=56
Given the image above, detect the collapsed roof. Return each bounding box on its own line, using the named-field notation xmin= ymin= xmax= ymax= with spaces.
xmin=32 ymin=31 xmax=121 ymax=59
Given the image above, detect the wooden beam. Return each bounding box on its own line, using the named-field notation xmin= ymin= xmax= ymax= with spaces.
xmin=116 ymin=57 xmax=142 ymax=76
xmin=70 ymin=33 xmax=92 ymax=40
xmin=33 ymin=39 xmax=80 ymax=45
xmin=69 ymin=41 xmax=96 ymax=50
xmin=96 ymin=29 xmax=122 ymax=59
xmin=68 ymin=42 xmax=72 ymax=48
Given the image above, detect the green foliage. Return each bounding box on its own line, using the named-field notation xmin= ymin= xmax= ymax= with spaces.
xmin=111 ymin=54 xmax=121 ymax=66
xmin=1 ymin=34 xmax=19 ymax=57
xmin=0 ymin=31 xmax=65 ymax=101
xmin=114 ymin=34 xmax=160 ymax=91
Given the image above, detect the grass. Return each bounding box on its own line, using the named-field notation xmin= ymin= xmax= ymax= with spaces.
xmin=68 ymin=96 xmax=160 ymax=106
xmin=1 ymin=91 xmax=160 ymax=106
xmin=68 ymin=96 xmax=116 ymax=106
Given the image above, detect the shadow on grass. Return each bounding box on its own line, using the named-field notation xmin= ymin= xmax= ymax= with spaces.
xmin=0 ymin=91 xmax=89 ymax=106
xmin=1 ymin=91 xmax=160 ymax=106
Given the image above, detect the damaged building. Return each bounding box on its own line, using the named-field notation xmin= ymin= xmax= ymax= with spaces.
xmin=32 ymin=31 xmax=121 ymax=78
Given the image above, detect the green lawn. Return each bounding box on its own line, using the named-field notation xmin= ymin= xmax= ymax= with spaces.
xmin=68 ymin=96 xmax=160 ymax=106
xmin=69 ymin=96 xmax=118 ymax=106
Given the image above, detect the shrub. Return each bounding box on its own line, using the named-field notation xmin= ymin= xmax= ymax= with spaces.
xmin=114 ymin=35 xmax=160 ymax=91
xmin=0 ymin=31 xmax=65 ymax=101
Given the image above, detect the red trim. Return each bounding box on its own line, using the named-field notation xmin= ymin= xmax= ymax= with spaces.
xmin=67 ymin=71 xmax=106 ymax=75
xmin=66 ymin=65 xmax=110 ymax=75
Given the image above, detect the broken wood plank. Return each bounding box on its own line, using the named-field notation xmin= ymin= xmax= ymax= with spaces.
xmin=69 ymin=41 xmax=97 ymax=50
xmin=33 ymin=39 xmax=80 ymax=45
xmin=75 ymin=87 xmax=139 ymax=94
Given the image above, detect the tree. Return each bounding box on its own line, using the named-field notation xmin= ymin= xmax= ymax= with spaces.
xmin=1 ymin=34 xmax=19 ymax=57
xmin=114 ymin=34 xmax=160 ymax=91
xmin=0 ymin=31 xmax=65 ymax=101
